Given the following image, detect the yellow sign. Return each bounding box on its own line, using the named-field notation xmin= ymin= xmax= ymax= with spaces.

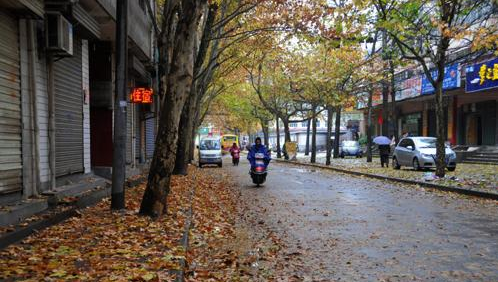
xmin=478 ymin=63 xmax=498 ymax=85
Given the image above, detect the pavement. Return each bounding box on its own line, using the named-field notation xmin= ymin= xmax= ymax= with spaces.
xmin=224 ymin=157 xmax=498 ymax=281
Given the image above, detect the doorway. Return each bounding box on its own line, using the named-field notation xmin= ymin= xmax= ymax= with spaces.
xmin=466 ymin=115 xmax=482 ymax=145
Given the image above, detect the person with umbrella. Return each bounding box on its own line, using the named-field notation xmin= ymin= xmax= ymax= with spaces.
xmin=373 ymin=136 xmax=391 ymax=168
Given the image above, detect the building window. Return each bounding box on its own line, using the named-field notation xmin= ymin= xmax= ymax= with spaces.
xmin=290 ymin=122 xmax=298 ymax=127
xmin=316 ymin=121 xmax=321 ymax=127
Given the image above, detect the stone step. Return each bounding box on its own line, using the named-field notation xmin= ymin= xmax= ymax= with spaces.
xmin=0 ymin=199 xmax=48 ymax=227
xmin=42 ymin=177 xmax=109 ymax=206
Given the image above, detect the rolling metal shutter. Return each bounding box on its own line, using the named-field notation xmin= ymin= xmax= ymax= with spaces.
xmin=54 ymin=37 xmax=83 ymax=176
xmin=145 ymin=115 xmax=155 ymax=159
xmin=135 ymin=107 xmax=141 ymax=162
xmin=0 ymin=12 xmax=22 ymax=193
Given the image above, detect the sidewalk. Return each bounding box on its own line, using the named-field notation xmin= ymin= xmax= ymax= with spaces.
xmin=294 ymin=153 xmax=497 ymax=196
xmin=0 ymin=173 xmax=192 ymax=280
xmin=0 ymin=166 xmax=284 ymax=281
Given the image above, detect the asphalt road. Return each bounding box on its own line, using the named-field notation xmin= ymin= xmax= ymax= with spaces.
xmin=223 ymin=157 xmax=498 ymax=281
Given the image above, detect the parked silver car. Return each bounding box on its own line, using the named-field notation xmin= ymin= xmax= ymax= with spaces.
xmin=392 ymin=137 xmax=456 ymax=171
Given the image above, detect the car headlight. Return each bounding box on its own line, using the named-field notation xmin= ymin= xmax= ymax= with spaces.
xmin=421 ymin=153 xmax=432 ymax=158
xmin=448 ymin=152 xmax=456 ymax=158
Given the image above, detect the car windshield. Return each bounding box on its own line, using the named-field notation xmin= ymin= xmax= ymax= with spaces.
xmin=200 ymin=140 xmax=220 ymax=150
xmin=342 ymin=141 xmax=358 ymax=147
xmin=415 ymin=138 xmax=437 ymax=148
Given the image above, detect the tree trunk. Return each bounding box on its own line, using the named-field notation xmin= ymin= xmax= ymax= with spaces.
xmin=325 ymin=106 xmax=333 ymax=165
xmin=304 ymin=119 xmax=311 ymax=156
xmin=261 ymin=119 xmax=269 ymax=147
xmin=310 ymin=114 xmax=317 ymax=163
xmin=282 ymin=118 xmax=291 ymax=160
xmin=275 ymin=116 xmax=282 ymax=158
xmin=389 ymin=61 xmax=398 ymax=143
xmin=173 ymin=4 xmax=216 ymax=175
xmin=366 ymin=89 xmax=373 ymax=163
xmin=140 ymin=0 xmax=205 ymax=218
xmin=333 ymin=106 xmax=341 ymax=158
xmin=189 ymin=124 xmax=197 ymax=162
xmin=173 ymin=88 xmax=196 ymax=175
xmin=382 ymin=80 xmax=389 ymax=136
xmin=282 ymin=118 xmax=291 ymax=142
xmin=435 ymin=81 xmax=446 ymax=177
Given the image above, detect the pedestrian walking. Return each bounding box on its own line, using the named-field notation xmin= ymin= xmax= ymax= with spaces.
xmin=379 ymin=144 xmax=390 ymax=168
xmin=373 ymin=136 xmax=392 ymax=168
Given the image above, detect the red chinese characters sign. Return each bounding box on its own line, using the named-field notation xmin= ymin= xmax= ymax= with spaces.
xmin=130 ymin=88 xmax=153 ymax=104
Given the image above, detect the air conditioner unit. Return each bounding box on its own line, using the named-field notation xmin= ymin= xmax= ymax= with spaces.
xmin=46 ymin=13 xmax=73 ymax=56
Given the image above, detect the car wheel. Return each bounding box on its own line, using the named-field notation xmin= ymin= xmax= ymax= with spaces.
xmin=199 ymin=164 xmax=203 ymax=168
xmin=218 ymin=163 xmax=223 ymax=168
xmin=447 ymin=167 xmax=456 ymax=172
xmin=340 ymin=154 xmax=344 ymax=158
xmin=412 ymin=158 xmax=421 ymax=171
xmin=392 ymin=157 xmax=400 ymax=169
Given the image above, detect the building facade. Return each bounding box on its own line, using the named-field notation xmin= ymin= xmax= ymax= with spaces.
xmin=359 ymin=56 xmax=498 ymax=147
xmin=0 ymin=0 xmax=158 ymax=202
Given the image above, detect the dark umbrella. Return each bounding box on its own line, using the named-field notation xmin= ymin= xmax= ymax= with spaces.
xmin=373 ymin=136 xmax=391 ymax=145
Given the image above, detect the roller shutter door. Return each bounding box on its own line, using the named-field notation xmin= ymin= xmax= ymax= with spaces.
xmin=0 ymin=12 xmax=22 ymax=193
xmin=54 ymin=38 xmax=83 ymax=176
xmin=135 ymin=107 xmax=142 ymax=162
xmin=145 ymin=115 xmax=155 ymax=159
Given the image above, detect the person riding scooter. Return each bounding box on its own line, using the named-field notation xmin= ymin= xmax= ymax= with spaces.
xmin=229 ymin=143 xmax=240 ymax=166
xmin=247 ymin=137 xmax=271 ymax=185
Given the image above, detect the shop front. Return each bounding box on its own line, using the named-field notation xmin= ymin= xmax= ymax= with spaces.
xmin=456 ymin=57 xmax=498 ymax=146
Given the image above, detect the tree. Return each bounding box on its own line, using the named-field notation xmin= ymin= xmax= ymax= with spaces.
xmin=140 ymin=0 xmax=207 ymax=217
xmin=374 ymin=0 xmax=497 ymax=177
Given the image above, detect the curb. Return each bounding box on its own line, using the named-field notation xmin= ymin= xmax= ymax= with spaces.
xmin=275 ymin=159 xmax=498 ymax=201
xmin=0 ymin=176 xmax=147 ymax=250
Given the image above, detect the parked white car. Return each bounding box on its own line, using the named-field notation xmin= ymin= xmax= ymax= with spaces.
xmin=392 ymin=137 xmax=456 ymax=171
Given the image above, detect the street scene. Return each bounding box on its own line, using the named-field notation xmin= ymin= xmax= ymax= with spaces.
xmin=1 ymin=0 xmax=498 ymax=281
xmin=229 ymin=158 xmax=498 ymax=281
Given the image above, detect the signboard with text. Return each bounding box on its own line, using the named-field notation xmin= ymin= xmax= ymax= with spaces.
xmin=130 ymin=87 xmax=153 ymax=104
xmin=465 ymin=57 xmax=498 ymax=93
xmin=421 ymin=63 xmax=460 ymax=95
xmin=395 ymin=75 xmax=422 ymax=101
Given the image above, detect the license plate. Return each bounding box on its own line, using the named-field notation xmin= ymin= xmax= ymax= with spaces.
xmin=256 ymin=160 xmax=264 ymax=165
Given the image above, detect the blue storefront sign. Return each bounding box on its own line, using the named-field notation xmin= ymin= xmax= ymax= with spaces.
xmin=421 ymin=63 xmax=461 ymax=95
xmin=465 ymin=57 xmax=498 ymax=93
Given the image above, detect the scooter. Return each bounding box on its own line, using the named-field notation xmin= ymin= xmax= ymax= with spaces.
xmin=231 ymin=148 xmax=240 ymax=166
xmin=250 ymin=153 xmax=268 ymax=186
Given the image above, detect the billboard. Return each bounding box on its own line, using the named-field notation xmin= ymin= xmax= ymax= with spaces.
xmin=395 ymin=75 xmax=422 ymax=101
xmin=421 ymin=63 xmax=461 ymax=95
xmin=465 ymin=57 xmax=498 ymax=93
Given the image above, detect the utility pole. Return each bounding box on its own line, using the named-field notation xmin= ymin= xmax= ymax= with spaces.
xmin=112 ymin=0 xmax=128 ymax=210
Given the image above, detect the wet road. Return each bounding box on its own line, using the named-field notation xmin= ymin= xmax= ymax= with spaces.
xmin=225 ymin=158 xmax=498 ymax=281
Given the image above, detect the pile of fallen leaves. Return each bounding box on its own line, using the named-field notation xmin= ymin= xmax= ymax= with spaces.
xmin=0 ymin=166 xmax=288 ymax=281
xmin=185 ymin=169 xmax=283 ymax=281
xmin=0 ymin=173 xmax=194 ymax=281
